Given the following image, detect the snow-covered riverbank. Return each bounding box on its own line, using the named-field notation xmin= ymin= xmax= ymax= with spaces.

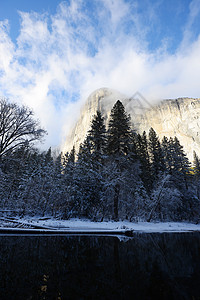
xmin=1 ymin=217 xmax=200 ymax=233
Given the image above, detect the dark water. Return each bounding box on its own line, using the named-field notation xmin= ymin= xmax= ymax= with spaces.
xmin=0 ymin=233 xmax=200 ymax=300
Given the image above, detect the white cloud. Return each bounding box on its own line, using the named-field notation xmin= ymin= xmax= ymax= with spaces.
xmin=180 ymin=0 xmax=200 ymax=48
xmin=101 ymin=0 xmax=130 ymax=27
xmin=0 ymin=20 xmax=15 ymax=73
xmin=0 ymin=0 xmax=200 ymax=149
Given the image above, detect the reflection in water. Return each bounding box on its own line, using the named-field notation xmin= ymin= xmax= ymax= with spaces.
xmin=0 ymin=233 xmax=200 ymax=299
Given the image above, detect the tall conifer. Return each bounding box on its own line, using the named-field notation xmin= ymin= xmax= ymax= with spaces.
xmin=107 ymin=100 xmax=132 ymax=220
xmin=87 ymin=111 xmax=106 ymax=162
xmin=148 ymin=127 xmax=165 ymax=178
xmin=107 ymin=100 xmax=131 ymax=156
xmin=135 ymin=131 xmax=152 ymax=191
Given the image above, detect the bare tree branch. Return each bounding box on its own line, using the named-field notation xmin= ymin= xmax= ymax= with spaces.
xmin=0 ymin=98 xmax=47 ymax=159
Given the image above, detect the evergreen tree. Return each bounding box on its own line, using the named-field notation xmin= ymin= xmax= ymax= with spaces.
xmin=87 ymin=111 xmax=107 ymax=161
xmin=148 ymin=128 xmax=165 ymax=178
xmin=172 ymin=137 xmax=190 ymax=189
xmin=166 ymin=137 xmax=194 ymax=219
xmin=77 ymin=138 xmax=92 ymax=163
xmin=0 ymin=168 xmax=11 ymax=209
xmin=106 ymin=101 xmax=132 ymax=220
xmin=161 ymin=136 xmax=174 ymax=174
xmin=193 ymin=151 xmax=200 ymax=178
xmin=2 ymin=145 xmax=33 ymax=210
xmin=107 ymin=100 xmax=131 ymax=156
xmin=61 ymin=149 xmax=76 ymax=218
xmin=193 ymin=151 xmax=200 ymax=200
xmin=50 ymin=153 xmax=68 ymax=218
xmin=68 ymin=146 xmax=75 ymax=164
xmin=45 ymin=147 xmax=53 ymax=164
xmin=135 ymin=131 xmax=152 ymax=192
xmin=65 ymin=138 xmax=105 ymax=219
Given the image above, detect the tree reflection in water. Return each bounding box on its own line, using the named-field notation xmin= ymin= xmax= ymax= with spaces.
xmin=0 ymin=233 xmax=200 ymax=300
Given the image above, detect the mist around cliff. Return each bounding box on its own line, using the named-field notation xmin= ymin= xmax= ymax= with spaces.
xmin=1 ymin=0 xmax=200 ymax=149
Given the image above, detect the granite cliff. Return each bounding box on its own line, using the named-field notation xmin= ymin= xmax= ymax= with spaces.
xmin=62 ymin=88 xmax=200 ymax=161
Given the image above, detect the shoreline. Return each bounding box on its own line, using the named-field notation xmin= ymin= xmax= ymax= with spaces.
xmin=1 ymin=218 xmax=200 ymax=234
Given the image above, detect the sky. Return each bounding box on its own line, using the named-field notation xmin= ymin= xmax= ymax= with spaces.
xmin=0 ymin=0 xmax=200 ymax=149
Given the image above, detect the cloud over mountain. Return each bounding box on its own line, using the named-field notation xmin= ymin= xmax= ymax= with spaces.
xmin=0 ymin=0 xmax=200 ymax=148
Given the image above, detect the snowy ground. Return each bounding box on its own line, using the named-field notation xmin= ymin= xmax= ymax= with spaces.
xmin=1 ymin=217 xmax=200 ymax=233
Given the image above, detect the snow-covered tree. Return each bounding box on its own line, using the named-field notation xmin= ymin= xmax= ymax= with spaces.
xmin=162 ymin=136 xmax=174 ymax=174
xmin=193 ymin=151 xmax=200 ymax=200
xmin=147 ymin=174 xmax=182 ymax=221
xmin=107 ymin=100 xmax=131 ymax=156
xmin=135 ymin=131 xmax=152 ymax=192
xmin=171 ymin=137 xmax=191 ymax=190
xmin=148 ymin=128 xmax=165 ymax=178
xmin=106 ymin=101 xmax=133 ymax=220
xmin=87 ymin=111 xmax=107 ymax=162
xmin=193 ymin=151 xmax=200 ymax=178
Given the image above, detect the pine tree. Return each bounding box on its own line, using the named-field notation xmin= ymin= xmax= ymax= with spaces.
xmin=172 ymin=137 xmax=190 ymax=189
xmin=164 ymin=137 xmax=193 ymax=219
xmin=193 ymin=151 xmax=200 ymax=200
xmin=106 ymin=101 xmax=132 ymax=220
xmin=193 ymin=151 xmax=200 ymax=178
xmin=61 ymin=148 xmax=77 ymax=218
xmin=162 ymin=136 xmax=190 ymax=179
xmin=68 ymin=146 xmax=75 ymax=164
xmin=14 ymin=147 xmax=44 ymax=214
xmin=107 ymin=100 xmax=131 ymax=156
xmin=135 ymin=131 xmax=152 ymax=192
xmin=77 ymin=138 xmax=92 ymax=163
xmin=66 ymin=138 xmax=105 ymax=219
xmin=148 ymin=128 xmax=165 ymax=178
xmin=87 ymin=111 xmax=107 ymax=161
xmin=48 ymin=153 xmax=68 ymax=218
xmin=0 ymin=168 xmax=11 ymax=209
xmin=45 ymin=147 xmax=53 ymax=164
xmin=161 ymin=136 xmax=174 ymax=173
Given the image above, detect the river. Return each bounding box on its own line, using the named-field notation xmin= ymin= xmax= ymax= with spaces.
xmin=0 ymin=232 xmax=200 ymax=299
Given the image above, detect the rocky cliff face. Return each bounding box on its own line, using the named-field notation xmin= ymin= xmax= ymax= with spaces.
xmin=62 ymin=88 xmax=200 ymax=161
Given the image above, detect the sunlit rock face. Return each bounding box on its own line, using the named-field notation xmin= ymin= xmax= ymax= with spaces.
xmin=62 ymin=87 xmax=200 ymax=161
xmin=135 ymin=98 xmax=200 ymax=161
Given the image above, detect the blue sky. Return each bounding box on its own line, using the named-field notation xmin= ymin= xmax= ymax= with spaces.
xmin=0 ymin=0 xmax=200 ymax=148
xmin=0 ymin=0 xmax=61 ymax=41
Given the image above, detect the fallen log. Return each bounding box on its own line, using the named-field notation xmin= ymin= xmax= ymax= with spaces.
xmin=0 ymin=227 xmax=134 ymax=237
xmin=0 ymin=217 xmax=59 ymax=230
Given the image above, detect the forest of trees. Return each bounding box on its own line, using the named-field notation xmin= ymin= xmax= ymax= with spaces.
xmin=1 ymin=98 xmax=200 ymax=222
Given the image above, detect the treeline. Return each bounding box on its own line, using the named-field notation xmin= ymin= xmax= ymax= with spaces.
xmin=1 ymin=99 xmax=200 ymax=222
